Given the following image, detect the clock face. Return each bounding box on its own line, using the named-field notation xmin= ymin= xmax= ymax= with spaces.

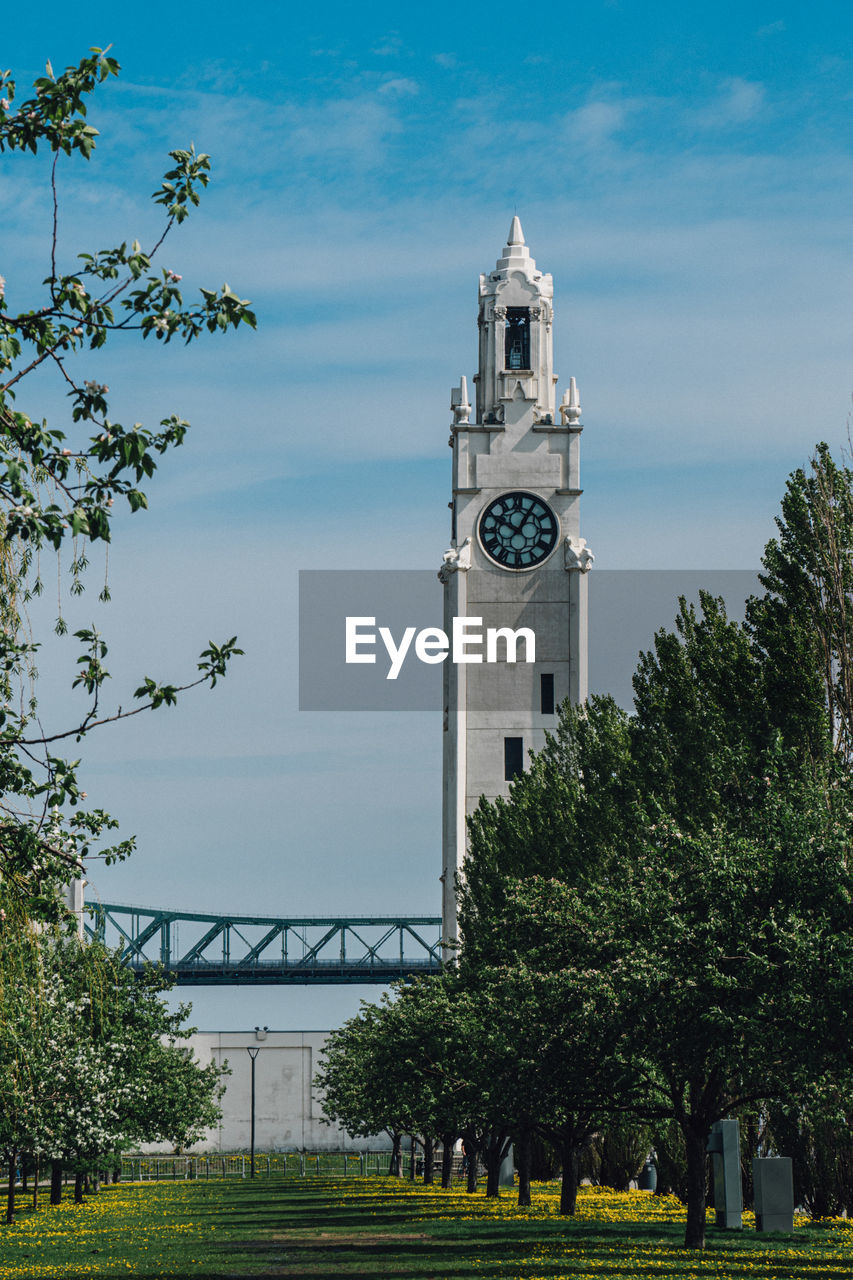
xmin=478 ymin=491 xmax=559 ymax=569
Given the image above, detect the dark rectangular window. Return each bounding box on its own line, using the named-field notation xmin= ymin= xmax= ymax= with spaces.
xmin=504 ymin=736 xmax=523 ymax=781
xmin=540 ymin=673 xmax=555 ymax=715
xmin=505 ymin=308 xmax=530 ymax=370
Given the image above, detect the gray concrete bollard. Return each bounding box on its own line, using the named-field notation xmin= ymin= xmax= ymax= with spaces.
xmin=753 ymin=1158 xmax=794 ymax=1233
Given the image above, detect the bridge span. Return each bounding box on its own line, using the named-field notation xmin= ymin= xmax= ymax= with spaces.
xmin=86 ymin=902 xmax=443 ymax=984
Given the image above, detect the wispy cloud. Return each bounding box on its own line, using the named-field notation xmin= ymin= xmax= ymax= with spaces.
xmin=563 ymin=99 xmax=628 ymax=151
xmin=371 ymin=34 xmax=404 ymax=58
xmin=691 ymin=77 xmax=766 ymax=128
xmin=378 ymin=77 xmax=418 ymax=97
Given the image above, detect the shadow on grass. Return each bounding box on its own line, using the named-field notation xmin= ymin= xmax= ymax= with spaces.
xmin=4 ymin=1179 xmax=852 ymax=1280
xmin=205 ymin=1181 xmax=853 ymax=1280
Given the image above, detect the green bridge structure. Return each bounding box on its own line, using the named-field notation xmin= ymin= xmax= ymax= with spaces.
xmin=85 ymin=902 xmax=443 ymax=984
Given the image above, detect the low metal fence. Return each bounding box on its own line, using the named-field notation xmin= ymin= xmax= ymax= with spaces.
xmin=120 ymin=1151 xmax=400 ymax=1181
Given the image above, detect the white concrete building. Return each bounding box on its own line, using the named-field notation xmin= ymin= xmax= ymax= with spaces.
xmin=164 ymin=1029 xmax=388 ymax=1152
xmin=440 ymin=219 xmax=592 ymax=942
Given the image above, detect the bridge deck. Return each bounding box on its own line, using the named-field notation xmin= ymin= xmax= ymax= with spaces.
xmin=86 ymin=903 xmax=443 ymax=984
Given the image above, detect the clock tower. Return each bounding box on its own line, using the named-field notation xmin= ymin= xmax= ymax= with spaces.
xmin=439 ymin=218 xmax=592 ymax=944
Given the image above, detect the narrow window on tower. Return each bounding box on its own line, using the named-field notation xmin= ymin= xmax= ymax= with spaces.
xmin=505 ymin=308 xmax=530 ymax=370
xmin=540 ymin=673 xmax=555 ymax=715
xmin=504 ymin=736 xmax=524 ymax=781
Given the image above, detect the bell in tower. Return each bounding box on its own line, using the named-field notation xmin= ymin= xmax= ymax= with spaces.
xmin=505 ymin=309 xmax=530 ymax=370
xmin=475 ymin=215 xmax=555 ymax=428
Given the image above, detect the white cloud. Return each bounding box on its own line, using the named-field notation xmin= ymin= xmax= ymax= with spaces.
xmin=371 ymin=34 xmax=404 ymax=58
xmin=378 ymin=77 xmax=419 ymax=98
xmin=693 ymin=77 xmax=766 ymax=128
xmin=563 ymin=100 xmax=627 ymax=150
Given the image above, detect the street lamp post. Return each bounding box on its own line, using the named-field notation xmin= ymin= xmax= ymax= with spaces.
xmin=247 ymin=1047 xmax=261 ymax=1178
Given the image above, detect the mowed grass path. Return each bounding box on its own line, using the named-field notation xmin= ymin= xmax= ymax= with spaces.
xmin=0 ymin=1175 xmax=851 ymax=1279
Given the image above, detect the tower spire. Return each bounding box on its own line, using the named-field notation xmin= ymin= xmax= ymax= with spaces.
xmin=495 ymin=215 xmax=535 ymax=272
xmin=507 ymin=214 xmax=525 ymax=245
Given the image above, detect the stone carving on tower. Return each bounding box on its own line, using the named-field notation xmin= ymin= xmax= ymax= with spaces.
xmin=440 ymin=218 xmax=591 ymax=946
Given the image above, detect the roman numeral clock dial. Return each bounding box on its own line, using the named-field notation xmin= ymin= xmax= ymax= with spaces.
xmin=478 ymin=491 xmax=558 ymax=569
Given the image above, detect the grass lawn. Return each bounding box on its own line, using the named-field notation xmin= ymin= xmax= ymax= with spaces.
xmin=0 ymin=1175 xmax=851 ymax=1278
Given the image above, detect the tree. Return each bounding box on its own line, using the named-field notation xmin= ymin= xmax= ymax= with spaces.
xmin=748 ymin=442 xmax=853 ymax=767
xmin=583 ymin=1118 xmax=653 ymax=1193
xmin=0 ymin=898 xmax=226 ymax=1221
xmin=453 ymin=880 xmax=647 ymax=1214
xmin=133 ymin=1041 xmax=226 ymax=1154
xmin=461 ymin=582 xmax=853 ymax=1249
xmin=316 ymin=977 xmax=520 ymax=1196
xmin=315 ymin=1000 xmax=410 ymax=1175
xmin=462 ymin=694 xmax=631 ymax=965
xmin=0 ymin=50 xmax=253 ymax=916
xmin=768 ymin=1086 xmax=853 ymax=1219
xmin=384 ymin=975 xmax=513 ymax=1198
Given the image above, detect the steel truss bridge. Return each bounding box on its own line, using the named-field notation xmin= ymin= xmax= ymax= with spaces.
xmin=85 ymin=902 xmax=443 ymax=985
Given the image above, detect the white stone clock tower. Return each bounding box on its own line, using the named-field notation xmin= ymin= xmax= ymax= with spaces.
xmin=439 ymin=218 xmax=592 ymax=944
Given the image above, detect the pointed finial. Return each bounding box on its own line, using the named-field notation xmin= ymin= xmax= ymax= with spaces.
xmin=496 ymin=216 xmax=534 ymax=271
xmin=450 ymin=375 xmax=471 ymax=425
xmin=559 ymin=377 xmax=581 ymax=425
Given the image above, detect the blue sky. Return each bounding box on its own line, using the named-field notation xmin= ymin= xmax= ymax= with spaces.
xmin=6 ymin=1 xmax=853 ymax=1026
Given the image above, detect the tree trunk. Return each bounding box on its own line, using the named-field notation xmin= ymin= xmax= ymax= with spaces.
xmin=388 ymin=1132 xmax=402 ymax=1177
xmin=485 ymin=1137 xmax=508 ymax=1198
xmin=74 ymin=1172 xmax=84 ymax=1204
xmin=20 ymin=1158 xmax=27 ymax=1194
xmin=112 ymin=1167 xmax=120 ymax=1184
xmin=409 ymin=1135 xmax=416 ymax=1182
xmin=441 ymin=1133 xmax=454 ymax=1189
xmin=517 ymin=1127 xmax=532 ymax=1207
xmin=32 ymin=1155 xmax=38 ymax=1211
xmin=93 ymin=1170 xmax=101 ymax=1193
xmin=50 ymin=1160 xmax=63 ymax=1206
xmin=466 ymin=1138 xmax=479 ymax=1194
xmin=6 ymin=1151 xmax=15 ymax=1225
xmin=559 ymin=1137 xmax=580 ymax=1215
xmin=684 ymin=1124 xmax=708 ymax=1250
xmin=423 ymin=1135 xmax=434 ymax=1185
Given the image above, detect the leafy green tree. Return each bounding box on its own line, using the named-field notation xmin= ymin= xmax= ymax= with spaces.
xmin=768 ymin=1087 xmax=853 ymax=1219
xmin=629 ymin=594 xmax=776 ymax=831
xmin=385 ymin=975 xmax=513 ymax=1198
xmin=0 ymin=910 xmax=226 ymax=1221
xmin=0 ymin=50 xmax=253 ymax=916
xmin=489 ymin=773 xmax=853 ymax=1245
xmin=0 ymin=901 xmax=59 ymax=1221
xmin=315 ymin=1000 xmax=409 ymax=1175
xmin=649 ymin=1119 xmax=689 ymax=1200
xmin=463 ymin=695 xmax=631 ymax=963
xmin=582 ymin=1118 xmax=653 ymax=1192
xmin=133 ymin=1042 xmax=226 ymax=1154
xmin=317 ymin=977 xmax=518 ymax=1196
xmin=68 ymin=946 xmax=226 ymax=1163
xmin=747 ymin=442 xmax=853 ymax=768
xmin=452 ymin=936 xmax=645 ymax=1212
xmin=462 ymin=580 xmax=853 ymax=1248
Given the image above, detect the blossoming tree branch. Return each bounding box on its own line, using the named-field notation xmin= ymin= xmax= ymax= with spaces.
xmin=0 ymin=48 xmax=254 ymax=916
